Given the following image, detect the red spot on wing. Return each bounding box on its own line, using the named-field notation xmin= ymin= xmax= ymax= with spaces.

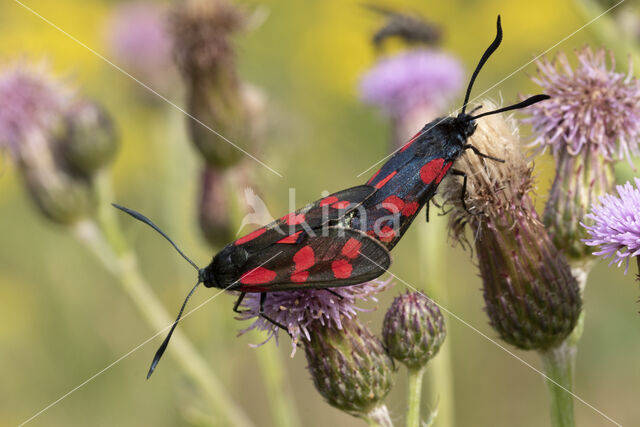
xmin=291 ymin=270 xmax=309 ymax=283
xmin=420 ymin=158 xmax=445 ymax=184
xmin=283 ymin=212 xmax=306 ymax=225
xmin=378 ymin=225 xmax=396 ymax=243
xmin=401 ymin=202 xmax=420 ymax=217
xmin=332 ymin=259 xmax=353 ymax=279
xmin=400 ymin=130 xmax=422 ymax=152
xmin=235 ymin=228 xmax=267 ymax=245
xmin=375 ymin=170 xmax=398 ymax=189
xmin=435 ymin=162 xmax=452 ymax=183
xmin=331 ymin=200 xmax=350 ymax=209
xmin=293 ymin=246 xmax=315 ymax=272
xmin=320 ymin=196 xmax=338 ymax=207
xmin=382 ymin=195 xmax=404 ymax=213
xmin=240 ymin=267 xmax=277 ymax=285
xmin=277 ymin=230 xmax=303 ymax=244
xmin=341 ymin=238 xmax=362 ymax=259
xmin=366 ymin=168 xmax=381 ymax=185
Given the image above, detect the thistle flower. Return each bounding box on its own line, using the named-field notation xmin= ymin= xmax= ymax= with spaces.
xmin=441 ymin=103 xmax=581 ymax=350
xmin=524 ymin=47 xmax=640 ymax=264
xmin=582 ymin=178 xmax=640 ymax=273
xmin=360 ymin=49 xmax=464 ymax=146
xmin=0 ymin=62 xmax=95 ymax=223
xmin=170 ymin=0 xmax=256 ymax=168
xmin=235 ymin=278 xmax=393 ymax=355
xmin=382 ymin=291 xmax=446 ymax=370
xmin=57 ymin=99 xmax=118 ymax=177
xmin=0 ymin=62 xmax=71 ymax=154
xmin=106 ymin=1 xmax=175 ymax=92
xmin=303 ymin=316 xmax=394 ymax=421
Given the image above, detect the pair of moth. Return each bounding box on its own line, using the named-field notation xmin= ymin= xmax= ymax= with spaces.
xmin=115 ymin=16 xmax=550 ymax=377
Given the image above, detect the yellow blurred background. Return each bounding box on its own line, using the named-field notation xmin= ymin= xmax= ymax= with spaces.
xmin=1 ymin=0 xmax=639 ymax=426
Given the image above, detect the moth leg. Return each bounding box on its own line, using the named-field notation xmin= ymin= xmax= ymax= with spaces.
xmin=323 ymin=288 xmax=344 ymax=300
xmin=259 ymin=292 xmax=290 ymax=333
xmin=425 ymin=198 xmax=430 ymax=223
xmin=463 ymin=144 xmax=504 ymax=163
xmin=450 ymin=169 xmax=470 ymax=214
xmin=232 ymin=292 xmax=247 ymax=313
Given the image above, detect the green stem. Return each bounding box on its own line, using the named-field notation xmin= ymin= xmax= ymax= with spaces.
xmin=364 ymin=405 xmax=394 ymax=427
xmin=254 ymin=344 xmax=300 ymax=427
xmin=406 ymin=367 xmax=425 ymax=427
xmin=418 ymin=218 xmax=455 ymax=427
xmin=539 ymin=342 xmax=576 ymax=427
xmin=72 ymin=171 xmax=255 ymax=427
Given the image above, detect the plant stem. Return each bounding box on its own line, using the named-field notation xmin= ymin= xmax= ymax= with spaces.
xmin=72 ymin=171 xmax=255 ymax=427
xmin=254 ymin=344 xmax=300 ymax=427
xmin=418 ymin=217 xmax=455 ymax=427
xmin=365 ymin=405 xmax=394 ymax=427
xmin=539 ymin=342 xmax=576 ymax=427
xmin=406 ymin=367 xmax=425 ymax=427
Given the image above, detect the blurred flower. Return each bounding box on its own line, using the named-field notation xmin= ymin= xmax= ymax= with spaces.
xmin=524 ymin=47 xmax=640 ymax=265
xmin=303 ymin=316 xmax=394 ymax=421
xmin=0 ymin=61 xmax=71 ymax=154
xmin=57 ymin=99 xmax=118 ymax=177
xmin=170 ymin=0 xmax=257 ymax=168
xmin=235 ymin=278 xmax=393 ymax=355
xmin=382 ymin=291 xmax=446 ymax=370
xmin=360 ymin=49 xmax=464 ymax=146
xmin=582 ymin=178 xmax=640 ymax=273
xmin=106 ymin=1 xmax=175 ymax=92
xmin=442 ymin=104 xmax=581 ymax=350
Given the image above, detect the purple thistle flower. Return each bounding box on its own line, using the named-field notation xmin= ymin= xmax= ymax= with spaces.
xmin=582 ymin=178 xmax=640 ymax=273
xmin=359 ymin=49 xmax=464 ymax=119
xmin=0 ymin=62 xmax=72 ymax=155
xmin=106 ymin=2 xmax=174 ymax=87
xmin=524 ymin=46 xmax=640 ymax=163
xmin=234 ymin=277 xmax=393 ymax=355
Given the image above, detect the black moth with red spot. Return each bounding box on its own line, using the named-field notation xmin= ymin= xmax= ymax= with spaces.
xmin=113 ymin=15 xmax=550 ymax=378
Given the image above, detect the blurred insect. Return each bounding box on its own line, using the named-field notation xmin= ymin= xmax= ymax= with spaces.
xmin=114 ymin=15 xmax=549 ymax=378
xmin=365 ymin=4 xmax=441 ymax=47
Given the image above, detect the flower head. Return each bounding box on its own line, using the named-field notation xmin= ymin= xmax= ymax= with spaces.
xmin=582 ymin=178 xmax=640 ymax=273
xmin=525 ymin=47 xmax=640 ymax=162
xmin=235 ymin=278 xmax=393 ymax=355
xmin=106 ymin=2 xmax=174 ymax=87
xmin=0 ymin=62 xmax=72 ymax=154
xmin=359 ymin=49 xmax=464 ymax=119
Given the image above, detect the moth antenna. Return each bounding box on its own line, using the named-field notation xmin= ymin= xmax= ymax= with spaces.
xmin=147 ymin=280 xmax=201 ymax=378
xmin=468 ymin=94 xmax=550 ymax=120
xmin=112 ymin=203 xmax=200 ymax=272
xmin=461 ymin=15 xmax=502 ymax=115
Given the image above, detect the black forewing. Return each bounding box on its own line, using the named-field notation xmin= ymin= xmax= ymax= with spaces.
xmin=234 ymin=227 xmax=391 ymax=292
xmin=234 ymin=185 xmax=377 ymax=251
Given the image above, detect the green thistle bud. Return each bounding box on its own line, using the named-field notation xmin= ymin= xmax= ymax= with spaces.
xmin=382 ymin=292 xmax=446 ymax=370
xmin=171 ymin=0 xmax=258 ymax=168
xmin=198 ymin=167 xmax=234 ymax=247
xmin=303 ymin=317 xmax=394 ymax=420
xmin=58 ymin=100 xmax=118 ymax=177
xmin=441 ymin=104 xmax=581 ymax=350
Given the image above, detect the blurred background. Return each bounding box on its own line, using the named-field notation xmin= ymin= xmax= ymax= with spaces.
xmin=1 ymin=0 xmax=639 ymax=426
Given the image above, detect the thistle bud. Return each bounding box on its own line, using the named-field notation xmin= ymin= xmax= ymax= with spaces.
xmin=523 ymin=47 xmax=640 ymax=267
xmin=170 ymin=0 xmax=256 ymax=168
xmin=441 ymin=103 xmax=581 ymax=350
xmin=303 ymin=317 xmax=394 ymax=419
xmin=58 ymin=99 xmax=118 ymax=177
xmin=382 ymin=291 xmax=446 ymax=370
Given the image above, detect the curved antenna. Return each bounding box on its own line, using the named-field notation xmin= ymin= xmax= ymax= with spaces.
xmin=461 ymin=15 xmax=503 ymax=115
xmin=112 ymin=203 xmax=200 ymax=272
xmin=468 ymin=94 xmax=550 ymax=120
xmin=147 ymin=280 xmax=201 ymax=378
